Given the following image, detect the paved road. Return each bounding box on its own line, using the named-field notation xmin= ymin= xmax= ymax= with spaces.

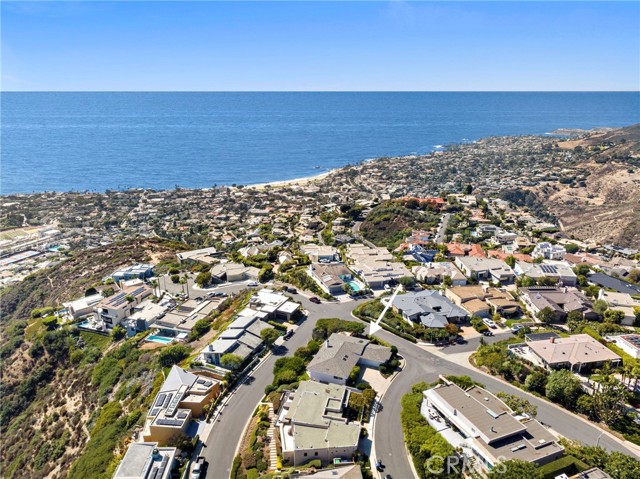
xmin=434 ymin=213 xmax=451 ymax=244
xmin=202 ymin=294 xmax=356 ymax=478
xmin=202 ymin=296 xmax=639 ymax=479
xmin=369 ymin=328 xmax=640 ymax=479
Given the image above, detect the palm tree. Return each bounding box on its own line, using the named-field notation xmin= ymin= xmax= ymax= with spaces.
xmin=151 ymin=279 xmax=159 ymax=297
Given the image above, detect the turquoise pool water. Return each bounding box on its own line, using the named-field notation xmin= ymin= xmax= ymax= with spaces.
xmin=347 ymin=281 xmax=361 ymax=292
xmin=147 ymin=335 xmax=174 ymax=344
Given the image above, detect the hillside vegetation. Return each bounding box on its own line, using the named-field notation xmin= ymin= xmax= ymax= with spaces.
xmin=537 ymin=126 xmax=640 ymax=247
xmin=359 ymin=202 xmax=439 ymax=249
xmin=0 ymin=239 xmax=188 ymax=479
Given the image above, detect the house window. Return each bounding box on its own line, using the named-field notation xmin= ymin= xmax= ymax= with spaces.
xmin=304 ymin=453 xmax=307 ymax=457
xmin=315 ymin=452 xmax=318 ymax=456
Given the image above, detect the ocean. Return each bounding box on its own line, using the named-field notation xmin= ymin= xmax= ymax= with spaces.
xmin=1 ymin=92 xmax=639 ymax=195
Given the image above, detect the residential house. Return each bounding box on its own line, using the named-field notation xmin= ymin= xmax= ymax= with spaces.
xmin=390 ymin=289 xmax=468 ymax=327
xmin=446 ymin=243 xmax=486 ymax=258
xmin=492 ymin=230 xmax=518 ymax=245
xmin=422 ymin=382 xmax=564 ymax=472
xmin=176 ymin=247 xmax=220 ymax=266
xmin=605 ymin=334 xmax=640 ymax=359
xmin=445 ymin=285 xmax=520 ymax=318
xmin=532 ymin=242 xmax=565 ymax=261
xmin=153 ymin=299 xmax=224 ymax=338
xmin=597 ymin=290 xmax=640 ymax=326
xmin=412 ymin=262 xmax=467 ymax=286
xmin=487 ymin=250 xmax=533 ymax=263
xmin=346 ymin=244 xmax=411 ymax=290
xmin=519 ymin=287 xmax=597 ymax=322
xmin=113 ymin=442 xmax=177 ymax=479
xmin=63 ymin=293 xmax=103 ymax=319
xmin=202 ymin=290 xmax=298 ymax=367
xmin=587 ymin=272 xmax=640 ymax=296
xmin=307 ymin=333 xmax=392 ymax=385
xmin=405 ymin=229 xmax=434 ymax=246
xmin=513 ymin=261 xmax=578 ymax=286
xmin=308 ymin=263 xmax=354 ymax=296
xmin=400 ymin=244 xmax=438 ymax=263
xmin=454 ymin=256 xmax=515 ymax=283
xmin=525 ymin=334 xmax=621 ymax=372
xmin=124 ymin=301 xmax=169 ymax=336
xmin=301 ymin=244 xmax=338 ymax=263
xmin=142 ymin=366 xmax=221 ymax=444
xmin=293 ymin=464 xmax=363 ymax=479
xmin=277 ymin=381 xmax=360 ymax=466
xmin=112 ymin=263 xmax=154 ymax=283
xmin=210 ymin=262 xmax=258 ymax=283
xmin=202 ymin=311 xmax=270 ymax=367
xmin=92 ymin=282 xmax=153 ymax=330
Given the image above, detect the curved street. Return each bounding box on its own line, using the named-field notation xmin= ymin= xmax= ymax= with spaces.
xmin=202 ymin=295 xmax=640 ymax=479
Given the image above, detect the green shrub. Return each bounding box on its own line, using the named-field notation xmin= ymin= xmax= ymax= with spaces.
xmin=158 ymin=344 xmax=190 ymax=367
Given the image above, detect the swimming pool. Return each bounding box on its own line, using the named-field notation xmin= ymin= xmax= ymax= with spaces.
xmin=347 ymin=281 xmax=361 ymax=292
xmin=147 ymin=335 xmax=174 ymax=344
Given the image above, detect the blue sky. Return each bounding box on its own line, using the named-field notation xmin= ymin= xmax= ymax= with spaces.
xmin=2 ymin=1 xmax=638 ymax=91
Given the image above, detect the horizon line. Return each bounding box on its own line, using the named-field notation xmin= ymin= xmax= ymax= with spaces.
xmin=2 ymin=90 xmax=640 ymax=94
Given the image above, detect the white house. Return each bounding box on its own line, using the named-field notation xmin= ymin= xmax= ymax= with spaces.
xmin=532 ymin=242 xmax=566 ymax=260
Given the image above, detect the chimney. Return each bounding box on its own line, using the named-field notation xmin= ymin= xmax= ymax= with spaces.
xmin=327 ymin=338 xmax=331 ymax=348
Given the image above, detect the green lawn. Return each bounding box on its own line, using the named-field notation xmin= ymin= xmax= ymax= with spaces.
xmin=79 ymin=331 xmax=111 ymax=351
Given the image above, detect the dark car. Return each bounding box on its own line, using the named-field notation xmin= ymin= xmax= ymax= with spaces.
xmin=375 ymin=460 xmax=385 ymax=471
xmin=456 ymin=337 xmax=467 ymax=344
xmin=287 ymin=287 xmax=297 ymax=294
xmin=283 ymin=330 xmax=294 ymax=340
xmin=385 ymin=475 xmax=393 ymax=479
xmin=309 ymin=297 xmax=321 ymax=304
xmin=482 ymin=330 xmax=494 ymax=337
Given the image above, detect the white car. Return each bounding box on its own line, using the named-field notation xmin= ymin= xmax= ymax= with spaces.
xmin=483 ymin=318 xmax=497 ymax=328
xmin=247 ymin=281 xmax=258 ymax=287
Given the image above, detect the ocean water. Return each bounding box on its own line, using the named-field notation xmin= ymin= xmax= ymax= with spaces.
xmin=2 ymin=92 xmax=639 ymax=194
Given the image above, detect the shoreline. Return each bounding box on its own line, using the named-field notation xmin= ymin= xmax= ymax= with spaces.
xmin=244 ymin=168 xmax=338 ymax=190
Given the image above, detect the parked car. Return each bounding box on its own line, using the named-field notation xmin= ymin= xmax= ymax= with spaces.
xmin=375 ymin=460 xmax=385 ymax=471
xmin=283 ymin=330 xmax=294 ymax=340
xmin=248 ymin=281 xmax=259 ymax=287
xmin=286 ymin=287 xmax=297 ymax=294
xmin=483 ymin=318 xmax=496 ymax=328
xmin=191 ymin=457 xmax=207 ymax=479
xmin=511 ymin=324 xmax=524 ymax=334
xmin=482 ymin=330 xmax=494 ymax=337
xmin=455 ymin=337 xmax=467 ymax=344
xmin=309 ymin=296 xmax=321 ymax=304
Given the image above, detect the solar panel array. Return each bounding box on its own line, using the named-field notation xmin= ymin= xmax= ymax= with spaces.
xmin=539 ymin=264 xmax=558 ymax=274
xmin=154 ymin=393 xmax=166 ymax=407
xmin=108 ymin=286 xmax=147 ymax=307
xmin=166 ymin=388 xmax=183 ymax=416
xmin=197 ymin=378 xmax=214 ymax=387
xmin=156 ymin=418 xmax=183 ymax=427
xmin=177 ymin=411 xmax=189 ymax=419
xmin=150 ymin=408 xmax=160 ymax=417
xmin=624 ymin=335 xmax=640 ymax=347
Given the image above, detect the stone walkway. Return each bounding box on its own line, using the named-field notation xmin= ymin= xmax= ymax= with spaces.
xmin=267 ymin=403 xmax=279 ymax=470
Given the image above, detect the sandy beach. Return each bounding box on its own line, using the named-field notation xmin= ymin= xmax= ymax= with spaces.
xmin=247 ymin=168 xmax=337 ymax=190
